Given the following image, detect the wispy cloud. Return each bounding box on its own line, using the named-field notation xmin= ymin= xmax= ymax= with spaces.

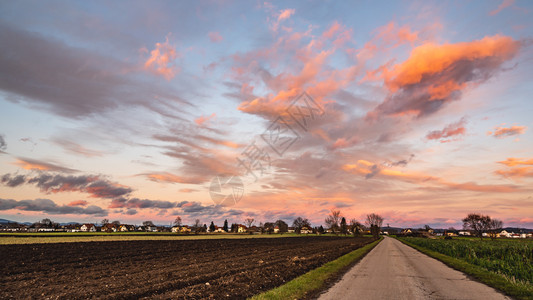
xmin=489 ymin=0 xmax=514 ymax=16
xmin=1 ymin=173 xmax=133 ymax=199
xmin=426 ymin=118 xmax=467 ymax=142
xmin=0 ymin=198 xmax=107 ymax=216
xmin=13 ymin=158 xmax=78 ymax=173
xmin=487 ymin=125 xmax=526 ymax=138
xmin=208 ymin=32 xmax=223 ymax=43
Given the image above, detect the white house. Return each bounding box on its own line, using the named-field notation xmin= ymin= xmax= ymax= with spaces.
xmin=81 ymin=224 xmax=96 ymax=232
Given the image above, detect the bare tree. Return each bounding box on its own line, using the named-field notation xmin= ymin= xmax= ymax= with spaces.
xmin=350 ymin=219 xmax=363 ymax=236
xmin=365 ymin=213 xmax=384 ymax=238
xmin=193 ymin=219 xmax=201 ymax=233
xmin=100 ymin=219 xmax=109 ymax=226
xmin=292 ymin=217 xmax=311 ymax=233
xmin=244 ymin=218 xmax=255 ymax=229
xmin=143 ymin=221 xmax=155 ymax=227
xmin=486 ymin=218 xmax=503 ymax=241
xmin=112 ymin=220 xmax=121 ymax=225
xmin=325 ymin=210 xmax=341 ymax=233
xmin=174 ymin=216 xmax=182 ymax=227
xmin=462 ymin=213 xmax=489 ymax=239
xmin=275 ymin=219 xmax=288 ymax=234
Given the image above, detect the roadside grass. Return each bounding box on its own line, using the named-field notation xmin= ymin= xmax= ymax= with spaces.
xmin=397 ymin=237 xmax=533 ymax=300
xmin=250 ymin=237 xmax=382 ymax=300
xmin=0 ymin=233 xmax=352 ymax=244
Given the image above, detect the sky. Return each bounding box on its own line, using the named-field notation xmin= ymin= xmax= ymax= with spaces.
xmin=1 ymin=0 xmax=532 ymax=229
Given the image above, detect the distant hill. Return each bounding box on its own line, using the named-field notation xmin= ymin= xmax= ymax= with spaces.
xmin=0 ymin=219 xmax=32 ymax=226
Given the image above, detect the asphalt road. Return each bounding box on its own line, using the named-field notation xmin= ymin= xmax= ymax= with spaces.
xmin=318 ymin=236 xmax=510 ymax=300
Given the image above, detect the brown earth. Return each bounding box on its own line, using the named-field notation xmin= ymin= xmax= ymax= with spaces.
xmin=0 ymin=236 xmax=374 ymax=299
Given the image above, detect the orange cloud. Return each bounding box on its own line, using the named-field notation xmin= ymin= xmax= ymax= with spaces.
xmin=143 ymin=172 xmax=205 ymax=184
xmin=144 ymin=36 xmax=179 ymax=80
xmin=495 ymin=167 xmax=533 ymax=178
xmin=194 ymin=113 xmax=216 ymax=126
xmin=13 ymin=158 xmax=77 ymax=173
xmin=487 ymin=125 xmax=526 ymax=138
xmin=67 ymin=200 xmax=88 ymax=207
xmin=367 ymin=35 xmax=520 ymax=119
xmin=208 ymin=32 xmax=223 ymax=43
xmin=498 ymin=158 xmax=533 ymax=167
xmin=343 ymin=160 xmax=519 ymax=193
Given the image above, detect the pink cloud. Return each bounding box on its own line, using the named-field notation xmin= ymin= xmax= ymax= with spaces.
xmin=208 ymin=32 xmax=223 ymax=43
xmin=144 ymin=36 xmax=179 ymax=80
xmin=487 ymin=125 xmax=526 ymax=138
xmin=489 ymin=0 xmax=514 ymax=16
xmin=67 ymin=200 xmax=88 ymax=207
xmin=277 ymin=8 xmax=295 ymax=22
xmin=194 ymin=113 xmax=216 ymax=126
xmin=426 ymin=118 xmax=467 ymax=142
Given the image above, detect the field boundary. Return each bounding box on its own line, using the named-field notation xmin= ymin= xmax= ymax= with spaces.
xmin=396 ymin=237 xmax=533 ymax=300
xmin=250 ymin=237 xmax=383 ymax=300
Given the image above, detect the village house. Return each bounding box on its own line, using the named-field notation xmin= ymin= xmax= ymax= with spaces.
xmin=171 ymin=225 xmax=191 ymax=233
xmin=101 ymin=223 xmax=117 ymax=232
xmin=236 ymin=224 xmax=247 ymax=233
xmin=300 ymin=226 xmax=312 ymax=234
xmin=80 ymin=224 xmax=96 ymax=232
xmin=119 ymin=224 xmax=135 ymax=232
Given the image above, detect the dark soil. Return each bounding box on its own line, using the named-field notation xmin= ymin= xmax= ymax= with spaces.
xmin=0 ymin=236 xmax=374 ymax=299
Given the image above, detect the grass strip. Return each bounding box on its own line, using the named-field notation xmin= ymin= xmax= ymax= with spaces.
xmin=250 ymin=237 xmax=383 ymax=300
xmin=396 ymin=238 xmax=533 ymax=300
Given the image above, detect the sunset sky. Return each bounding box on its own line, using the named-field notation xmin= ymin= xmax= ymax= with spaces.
xmin=1 ymin=0 xmax=532 ymax=228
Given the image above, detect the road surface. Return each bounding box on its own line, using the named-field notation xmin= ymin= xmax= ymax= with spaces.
xmin=319 ymin=236 xmax=510 ymax=300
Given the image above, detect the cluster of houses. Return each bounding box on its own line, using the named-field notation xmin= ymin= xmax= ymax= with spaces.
xmin=0 ymin=221 xmax=314 ymax=234
xmin=398 ymin=228 xmax=533 ymax=239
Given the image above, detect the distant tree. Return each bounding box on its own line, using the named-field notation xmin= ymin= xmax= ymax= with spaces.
xmin=203 ymin=224 xmax=207 ymax=232
xmin=350 ymin=219 xmax=363 ymax=236
xmin=325 ymin=210 xmax=341 ymax=233
xmin=424 ymin=225 xmax=432 ymax=231
xmin=259 ymin=222 xmax=265 ymax=234
xmin=275 ymin=220 xmax=288 ymax=234
xmin=244 ymin=218 xmax=255 ymax=229
xmin=173 ymin=216 xmax=182 ymax=227
xmin=463 ymin=213 xmax=502 ymax=240
xmin=112 ymin=220 xmax=121 ymax=225
xmin=143 ymin=221 xmax=155 ymax=227
xmin=223 ymin=219 xmax=229 ymax=232
xmin=486 ymin=218 xmax=503 ymax=241
xmin=366 ymin=213 xmax=384 ymax=238
xmin=41 ymin=218 xmax=53 ymax=227
xmin=264 ymin=222 xmax=275 ymax=234
xmin=292 ymin=217 xmax=311 ymax=233
xmin=100 ymin=219 xmax=109 ymax=226
xmin=209 ymin=221 xmax=216 ymax=232
xmin=192 ymin=219 xmax=201 ymax=234
xmin=318 ymin=225 xmax=325 ymax=234
xmin=340 ymin=217 xmax=348 ymax=235
xmin=230 ymin=223 xmax=237 ymax=233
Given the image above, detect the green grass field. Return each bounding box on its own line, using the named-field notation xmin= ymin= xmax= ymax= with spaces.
xmin=397 ymin=237 xmax=533 ymax=299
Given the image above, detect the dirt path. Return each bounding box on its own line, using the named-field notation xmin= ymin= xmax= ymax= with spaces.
xmin=318 ymin=236 xmax=510 ymax=300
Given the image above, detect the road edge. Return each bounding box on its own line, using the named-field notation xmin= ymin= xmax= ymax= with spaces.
xmin=249 ymin=237 xmax=383 ymax=300
xmin=395 ymin=237 xmax=533 ymax=300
